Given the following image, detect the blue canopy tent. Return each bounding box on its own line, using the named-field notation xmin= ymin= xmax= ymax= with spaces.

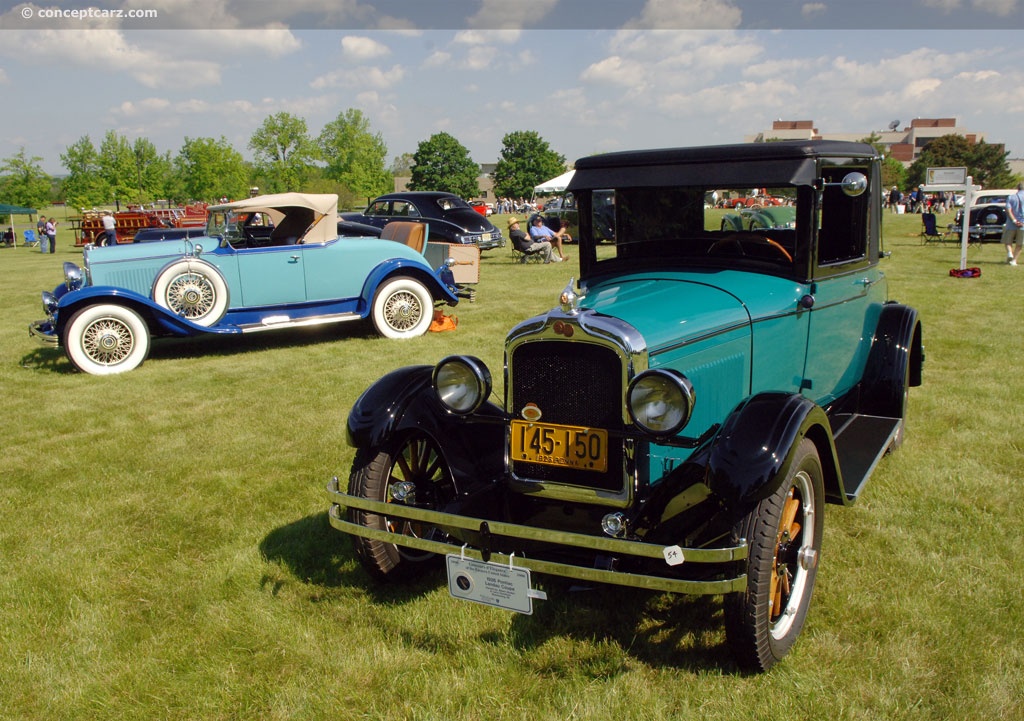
xmin=0 ymin=203 xmax=39 ymax=246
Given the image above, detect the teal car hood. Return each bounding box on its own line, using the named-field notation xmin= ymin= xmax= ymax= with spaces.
xmin=581 ymin=271 xmax=802 ymax=352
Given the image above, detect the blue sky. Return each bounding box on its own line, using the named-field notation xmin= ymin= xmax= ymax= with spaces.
xmin=1 ymin=0 xmax=1022 ymax=175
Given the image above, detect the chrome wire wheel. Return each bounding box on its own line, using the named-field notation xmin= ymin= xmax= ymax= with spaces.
xmin=371 ymin=277 xmax=434 ymax=339
xmin=81 ymin=315 xmax=137 ymax=365
xmin=165 ymin=272 xmax=217 ymax=320
xmin=64 ymin=304 xmax=150 ymax=375
xmin=382 ymin=288 xmax=423 ymax=333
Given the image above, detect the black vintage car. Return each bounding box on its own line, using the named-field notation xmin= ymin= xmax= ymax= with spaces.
xmin=327 ymin=141 xmax=923 ymax=671
xmin=342 ymin=192 xmax=505 ymax=250
xmin=949 ymin=189 xmax=1012 ymax=241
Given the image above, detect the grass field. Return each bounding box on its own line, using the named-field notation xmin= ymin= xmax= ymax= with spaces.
xmin=1 ymin=209 xmax=1022 ymax=720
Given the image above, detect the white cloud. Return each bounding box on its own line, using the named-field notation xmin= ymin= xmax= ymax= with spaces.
xmin=801 ymin=3 xmax=827 ymax=17
xmin=454 ymin=29 xmax=523 ymax=45
xmin=465 ymin=0 xmax=559 ymax=29
xmin=973 ymin=0 xmax=1019 ymax=16
xmin=626 ymin=0 xmax=743 ymax=29
xmin=310 ymin=64 xmax=405 ymax=90
xmin=580 ymin=55 xmax=645 ymax=86
xmin=341 ymin=35 xmax=391 ymax=60
xmin=114 ymin=98 xmax=172 ymax=116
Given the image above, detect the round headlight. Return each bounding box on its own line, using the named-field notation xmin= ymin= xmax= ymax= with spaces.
xmin=63 ymin=262 xmax=84 ymax=291
xmin=432 ymin=355 xmax=492 ymax=414
xmin=627 ymin=369 xmax=695 ymax=437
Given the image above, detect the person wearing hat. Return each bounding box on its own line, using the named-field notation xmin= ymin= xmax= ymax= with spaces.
xmin=507 ymin=216 xmax=554 ymax=263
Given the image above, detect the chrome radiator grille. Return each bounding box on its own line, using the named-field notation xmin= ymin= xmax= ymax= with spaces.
xmin=509 ymin=340 xmax=624 ymax=491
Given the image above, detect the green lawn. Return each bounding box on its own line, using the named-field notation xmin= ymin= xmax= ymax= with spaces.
xmin=1 ymin=210 xmax=1021 ymax=720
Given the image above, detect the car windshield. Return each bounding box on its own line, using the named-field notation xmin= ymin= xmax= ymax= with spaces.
xmin=584 ymin=168 xmax=870 ymax=274
xmin=592 ymin=184 xmax=800 ymax=269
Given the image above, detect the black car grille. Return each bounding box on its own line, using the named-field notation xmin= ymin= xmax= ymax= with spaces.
xmin=509 ymin=340 xmax=624 ymax=491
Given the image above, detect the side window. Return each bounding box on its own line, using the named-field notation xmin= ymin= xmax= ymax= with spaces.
xmin=818 ymin=167 xmax=869 ymax=266
xmin=393 ymin=201 xmax=420 ymax=218
xmin=368 ymin=201 xmax=390 ymax=217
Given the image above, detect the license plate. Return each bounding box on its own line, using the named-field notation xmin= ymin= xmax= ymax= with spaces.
xmin=510 ymin=420 xmax=608 ymax=472
xmin=447 ymin=555 xmax=535 ymax=614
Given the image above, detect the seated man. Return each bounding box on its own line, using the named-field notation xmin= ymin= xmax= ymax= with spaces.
xmin=528 ymin=215 xmax=569 ymax=262
xmin=508 ymin=217 xmax=553 ymax=263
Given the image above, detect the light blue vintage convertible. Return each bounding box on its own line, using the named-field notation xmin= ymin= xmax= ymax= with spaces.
xmin=30 ymin=193 xmax=465 ymax=375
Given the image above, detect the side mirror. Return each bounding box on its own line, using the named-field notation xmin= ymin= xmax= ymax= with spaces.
xmin=819 ymin=172 xmax=868 ymax=197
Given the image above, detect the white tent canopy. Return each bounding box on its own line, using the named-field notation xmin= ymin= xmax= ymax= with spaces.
xmin=534 ymin=169 xmax=575 ymax=195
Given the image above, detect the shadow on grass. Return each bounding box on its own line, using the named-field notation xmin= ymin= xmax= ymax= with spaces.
xmin=259 ymin=512 xmax=444 ymax=604
xmin=502 ymin=579 xmax=736 ymax=673
xmin=21 ymin=319 xmax=380 ymax=374
xmin=262 ymin=513 xmax=737 ymax=672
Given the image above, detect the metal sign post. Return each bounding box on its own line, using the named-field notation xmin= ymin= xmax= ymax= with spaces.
xmin=923 ymin=167 xmax=977 ymax=271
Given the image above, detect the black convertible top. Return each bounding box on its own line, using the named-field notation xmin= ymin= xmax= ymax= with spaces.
xmin=569 ymin=140 xmax=878 ymax=191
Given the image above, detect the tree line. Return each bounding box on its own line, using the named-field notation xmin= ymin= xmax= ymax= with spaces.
xmin=3 ymin=111 xmax=1016 ymax=214
xmin=0 ymin=109 xmax=566 ymax=213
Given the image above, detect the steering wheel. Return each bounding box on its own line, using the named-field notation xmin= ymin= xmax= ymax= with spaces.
xmin=707 ymin=233 xmax=793 ymax=263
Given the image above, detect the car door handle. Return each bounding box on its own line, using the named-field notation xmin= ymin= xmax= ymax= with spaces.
xmin=290 ymin=255 xmax=301 ymax=262
xmin=859 ymin=277 xmax=877 ymax=288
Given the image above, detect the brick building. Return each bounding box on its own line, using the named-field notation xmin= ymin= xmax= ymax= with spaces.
xmin=746 ymin=117 xmax=989 ymax=165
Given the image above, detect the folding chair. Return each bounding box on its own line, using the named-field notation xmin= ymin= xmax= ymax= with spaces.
xmin=22 ymin=229 xmax=40 ymax=248
xmin=920 ymin=212 xmax=945 ymax=244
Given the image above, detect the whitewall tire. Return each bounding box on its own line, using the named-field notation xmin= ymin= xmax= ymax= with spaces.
xmin=64 ymin=304 xmax=151 ymax=375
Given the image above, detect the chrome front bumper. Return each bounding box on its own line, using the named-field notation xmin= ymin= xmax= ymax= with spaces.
xmin=28 ymin=319 xmax=59 ymax=346
xmin=326 ymin=476 xmax=748 ymax=596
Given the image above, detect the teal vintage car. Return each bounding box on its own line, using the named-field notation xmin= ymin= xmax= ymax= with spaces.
xmin=326 ymin=141 xmax=923 ymax=671
xmin=720 ymin=204 xmax=796 ymax=233
xmin=30 ymin=193 xmax=464 ymax=375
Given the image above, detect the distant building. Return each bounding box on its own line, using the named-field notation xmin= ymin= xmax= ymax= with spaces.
xmin=746 ymin=117 xmax=991 ymax=166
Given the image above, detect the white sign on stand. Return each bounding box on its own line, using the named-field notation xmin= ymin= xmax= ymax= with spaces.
xmin=923 ymin=168 xmax=978 ymax=272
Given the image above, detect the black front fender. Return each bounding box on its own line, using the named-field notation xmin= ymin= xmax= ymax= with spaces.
xmin=346 ymin=365 xmax=506 ymax=489
xmin=705 ymin=392 xmax=841 ymax=508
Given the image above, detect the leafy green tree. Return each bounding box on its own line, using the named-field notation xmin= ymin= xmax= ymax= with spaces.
xmin=389 ymin=152 xmax=415 ymax=177
xmin=881 ymin=156 xmax=907 ymax=192
xmin=318 ymin=108 xmax=391 ymax=199
xmin=173 ymin=136 xmax=250 ymax=202
xmin=98 ymin=130 xmax=140 ymax=205
xmin=60 ymin=135 xmax=108 ymax=208
xmin=492 ymin=130 xmax=566 ymax=199
xmin=408 ymin=132 xmax=479 ymax=198
xmin=132 ymin=138 xmax=174 ymax=203
xmin=906 ymin=134 xmax=1018 ymax=190
xmin=0 ymin=147 xmax=52 ymax=209
xmin=248 ymin=112 xmax=319 ymax=194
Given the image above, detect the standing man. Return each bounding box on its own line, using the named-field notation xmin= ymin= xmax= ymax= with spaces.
xmin=1003 ymin=182 xmax=1024 ymax=266
xmin=100 ymin=211 xmax=117 ymax=246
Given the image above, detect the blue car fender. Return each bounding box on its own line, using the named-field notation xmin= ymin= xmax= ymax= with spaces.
xmin=54 ymin=285 xmax=225 ymax=339
xmin=360 ymin=258 xmax=460 ymax=308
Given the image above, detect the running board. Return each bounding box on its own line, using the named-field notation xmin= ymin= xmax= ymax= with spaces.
xmin=830 ymin=413 xmax=902 ymax=503
xmin=238 ymin=313 xmax=362 ymax=333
